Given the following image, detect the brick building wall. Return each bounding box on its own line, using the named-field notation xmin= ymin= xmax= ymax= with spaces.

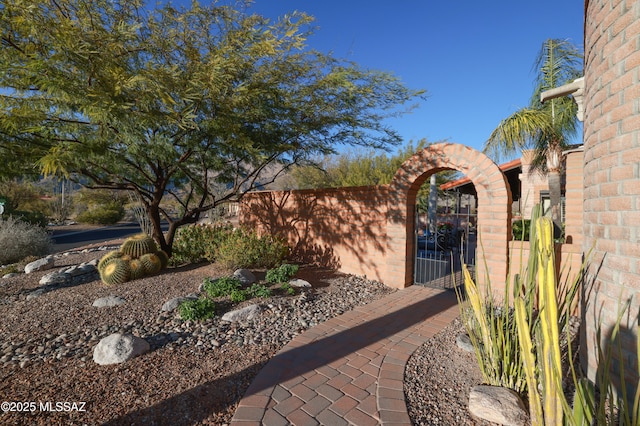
xmin=583 ymin=0 xmax=640 ymax=397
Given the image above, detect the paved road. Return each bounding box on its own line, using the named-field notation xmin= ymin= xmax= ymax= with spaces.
xmin=50 ymin=222 xmax=148 ymax=252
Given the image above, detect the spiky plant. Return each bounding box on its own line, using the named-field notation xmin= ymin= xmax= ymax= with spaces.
xmin=97 ymin=250 xmax=123 ymax=273
xmin=155 ymin=249 xmax=169 ymax=269
xmin=128 ymin=258 xmax=147 ymax=280
xmin=139 ymin=253 xmax=162 ymax=275
xmin=120 ymin=233 xmax=157 ymax=258
xmin=100 ymin=258 xmax=131 ymax=285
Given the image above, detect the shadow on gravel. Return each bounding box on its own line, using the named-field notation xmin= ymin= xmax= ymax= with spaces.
xmin=103 ymin=288 xmax=457 ymax=425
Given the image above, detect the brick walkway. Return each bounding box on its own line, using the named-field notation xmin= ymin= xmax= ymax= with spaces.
xmin=231 ymin=285 xmax=460 ymax=425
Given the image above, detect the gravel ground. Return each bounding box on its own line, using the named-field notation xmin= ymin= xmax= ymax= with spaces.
xmin=0 ymin=245 xmax=490 ymax=425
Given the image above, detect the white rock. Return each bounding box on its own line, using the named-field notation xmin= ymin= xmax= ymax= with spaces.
xmin=24 ymin=256 xmax=55 ymax=274
xmin=289 ymin=278 xmax=311 ymax=288
xmin=469 ymin=385 xmax=528 ymax=426
xmin=26 ymin=288 xmax=46 ymax=300
xmin=221 ymin=304 xmax=261 ymax=323
xmin=161 ymin=296 xmax=198 ymax=312
xmin=93 ymin=295 xmax=127 ymax=308
xmin=93 ymin=333 xmax=150 ymax=365
xmin=233 ymin=269 xmax=256 ymax=285
xmin=39 ymin=272 xmax=69 ymax=286
xmin=456 ymin=333 xmax=475 ymax=352
xmin=2 ymin=273 xmax=19 ymax=279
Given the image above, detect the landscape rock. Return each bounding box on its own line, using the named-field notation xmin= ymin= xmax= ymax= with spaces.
xmin=468 ymin=385 xmax=528 ymax=426
xmin=24 ymin=256 xmax=55 ymax=274
xmin=456 ymin=333 xmax=475 ymax=352
xmin=26 ymin=288 xmax=46 ymax=301
xmin=161 ymin=295 xmax=198 ymax=312
xmin=93 ymin=295 xmax=127 ymax=308
xmin=289 ymin=278 xmax=311 ymax=288
xmin=221 ymin=304 xmax=260 ymax=323
xmin=39 ymin=272 xmax=70 ymax=286
xmin=93 ymin=333 xmax=150 ymax=365
xmin=2 ymin=273 xmax=19 ymax=279
xmin=233 ymin=269 xmax=256 ymax=285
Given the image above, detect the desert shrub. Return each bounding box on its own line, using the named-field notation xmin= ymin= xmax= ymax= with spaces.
xmin=76 ymin=202 xmax=124 ymax=225
xmin=9 ymin=210 xmax=49 ymax=228
xmin=229 ymin=289 xmax=247 ymax=303
xmin=0 ymin=216 xmax=51 ymax=265
xmin=179 ymin=297 xmax=216 ymax=321
xmin=170 ymin=222 xmax=233 ymax=265
xmin=266 ymin=263 xmax=299 ymax=283
xmin=280 ymin=282 xmax=296 ymax=296
xmin=214 ymin=228 xmax=288 ymax=269
xmin=247 ymin=283 xmax=272 ymax=298
xmin=202 ymin=276 xmax=242 ymax=298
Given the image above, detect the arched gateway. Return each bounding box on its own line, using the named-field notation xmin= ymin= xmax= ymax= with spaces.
xmin=240 ymin=143 xmax=512 ymax=290
xmin=384 ymin=143 xmax=512 ymax=288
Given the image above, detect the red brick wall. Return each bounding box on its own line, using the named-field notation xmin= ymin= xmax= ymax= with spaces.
xmin=583 ymin=0 xmax=640 ymax=396
xmin=240 ymin=185 xmax=391 ymax=282
xmin=241 ymin=143 xmax=513 ymax=290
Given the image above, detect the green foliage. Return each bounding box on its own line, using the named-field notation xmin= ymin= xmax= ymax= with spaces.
xmin=0 ymin=216 xmax=52 ymax=265
xmin=171 ymin=223 xmax=233 ymax=265
xmin=0 ymin=0 xmax=422 ymax=255
xmin=179 ymin=297 xmax=216 ymax=321
xmin=203 ymin=276 xmax=243 ymax=298
xmin=280 ymin=282 xmax=296 ymax=296
xmin=214 ymin=228 xmax=289 ymax=270
xmin=9 ymin=210 xmax=49 ymax=228
xmin=121 ymin=233 xmax=157 ymax=258
xmin=99 ymin=258 xmax=131 ymax=285
xmin=229 ymin=289 xmax=247 ymax=303
xmin=76 ymin=203 xmax=125 ymax=225
xmin=266 ymin=264 xmax=299 ymax=283
xmin=512 ymin=219 xmax=531 ymax=241
xmin=247 ymin=283 xmax=272 ymax=298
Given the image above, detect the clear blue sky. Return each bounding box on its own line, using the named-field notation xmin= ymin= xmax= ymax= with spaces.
xmin=233 ymin=1 xmax=585 ymax=155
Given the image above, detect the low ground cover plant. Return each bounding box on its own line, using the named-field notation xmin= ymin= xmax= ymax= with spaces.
xmin=266 ymin=264 xmax=299 ymax=283
xmin=203 ymin=276 xmax=243 ymax=298
xmin=179 ymin=297 xmax=216 ymax=321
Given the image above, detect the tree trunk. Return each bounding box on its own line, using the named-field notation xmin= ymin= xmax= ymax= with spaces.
xmin=547 ymin=171 xmax=562 ymax=239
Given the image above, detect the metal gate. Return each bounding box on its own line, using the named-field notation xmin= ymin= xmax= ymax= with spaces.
xmin=414 ymin=197 xmax=477 ymax=289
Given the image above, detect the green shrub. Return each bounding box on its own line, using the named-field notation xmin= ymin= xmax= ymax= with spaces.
xmin=76 ymin=202 xmax=124 ymax=225
xmin=247 ymin=283 xmax=272 ymax=298
xmin=202 ymin=276 xmax=242 ymax=298
xmin=266 ymin=263 xmax=299 ymax=283
xmin=0 ymin=216 xmax=51 ymax=265
xmin=10 ymin=210 xmax=48 ymax=228
xmin=512 ymin=218 xmax=531 ymax=241
xmin=280 ymin=282 xmax=296 ymax=296
xmin=170 ymin=222 xmax=233 ymax=265
xmin=229 ymin=289 xmax=247 ymax=303
xmin=214 ymin=228 xmax=288 ymax=269
xmin=179 ymin=297 xmax=216 ymax=321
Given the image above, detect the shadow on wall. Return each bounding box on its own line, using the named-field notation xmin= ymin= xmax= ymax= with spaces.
xmin=241 ymin=185 xmax=392 ymax=281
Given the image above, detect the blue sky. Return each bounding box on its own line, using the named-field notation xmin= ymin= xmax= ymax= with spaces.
xmin=220 ymin=0 xmax=585 ymax=158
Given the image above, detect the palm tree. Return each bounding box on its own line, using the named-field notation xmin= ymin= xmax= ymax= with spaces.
xmin=484 ymin=39 xmax=583 ymax=236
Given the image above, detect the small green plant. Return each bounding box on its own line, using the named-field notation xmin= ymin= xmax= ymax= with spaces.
xmin=247 ymin=283 xmax=272 ymax=298
xmin=229 ymin=289 xmax=247 ymax=303
xmin=512 ymin=218 xmax=531 ymax=241
xmin=266 ymin=264 xmax=299 ymax=283
xmin=178 ymin=297 xmax=216 ymax=321
xmin=203 ymin=276 xmax=242 ymax=298
xmin=280 ymin=282 xmax=296 ymax=296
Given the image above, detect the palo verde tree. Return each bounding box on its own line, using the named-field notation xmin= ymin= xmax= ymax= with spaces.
xmin=0 ymin=0 xmax=423 ymax=254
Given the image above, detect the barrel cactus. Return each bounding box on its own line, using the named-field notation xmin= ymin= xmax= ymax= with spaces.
xmin=100 ymin=258 xmax=131 ymax=285
xmin=128 ymin=258 xmax=147 ymax=280
xmin=98 ymin=250 xmax=124 ymax=273
xmin=139 ymin=253 xmax=162 ymax=275
xmin=155 ymin=249 xmax=169 ymax=269
xmin=121 ymin=233 xmax=157 ymax=258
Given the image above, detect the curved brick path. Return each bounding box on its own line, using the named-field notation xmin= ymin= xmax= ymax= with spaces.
xmin=231 ymin=286 xmax=459 ymax=425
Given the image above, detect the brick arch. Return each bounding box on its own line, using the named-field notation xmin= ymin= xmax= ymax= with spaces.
xmin=384 ymin=143 xmax=512 ymax=288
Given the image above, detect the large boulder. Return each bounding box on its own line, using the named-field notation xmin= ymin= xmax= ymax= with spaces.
xmin=93 ymin=333 xmax=150 ymax=365
xmin=221 ymin=304 xmax=261 ymax=323
xmin=468 ymin=385 xmax=528 ymax=426
xmin=24 ymin=256 xmax=55 ymax=274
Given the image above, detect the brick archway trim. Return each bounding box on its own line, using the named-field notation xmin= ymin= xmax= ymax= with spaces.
xmin=384 ymin=143 xmax=512 ymax=288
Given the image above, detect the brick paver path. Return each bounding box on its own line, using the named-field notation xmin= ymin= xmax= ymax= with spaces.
xmin=231 ymin=285 xmax=459 ymax=425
